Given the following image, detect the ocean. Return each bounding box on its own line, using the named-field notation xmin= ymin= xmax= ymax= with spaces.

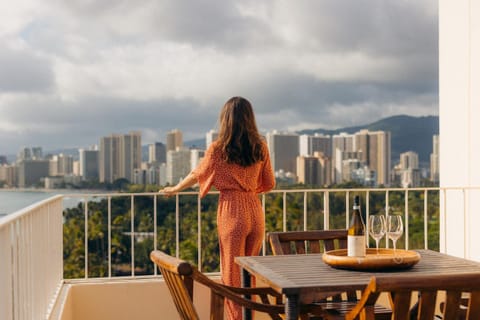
xmin=0 ymin=189 xmax=103 ymax=218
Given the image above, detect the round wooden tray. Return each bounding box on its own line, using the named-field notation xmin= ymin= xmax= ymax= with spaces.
xmin=322 ymin=248 xmax=421 ymax=271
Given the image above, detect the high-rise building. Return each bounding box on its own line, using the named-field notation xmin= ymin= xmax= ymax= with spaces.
xmin=367 ymin=130 xmax=391 ymax=186
xmin=49 ymin=154 xmax=74 ymax=176
xmin=31 ymin=147 xmax=43 ymax=160
xmin=166 ymin=129 xmax=183 ymax=152
xmin=332 ymin=133 xmax=355 ymax=184
xmin=99 ymin=131 xmax=142 ymax=183
xmin=79 ymin=149 xmax=99 ymax=180
xmin=148 ymin=142 xmax=166 ymax=164
xmin=332 ymin=130 xmax=391 ymax=186
xmin=206 ymin=129 xmax=218 ymax=149
xmin=0 ymin=164 xmax=17 ymax=187
xmin=400 ymin=151 xmax=419 ymax=170
xmin=299 ymin=134 xmax=331 ymax=157
xmin=296 ymin=152 xmax=331 ymax=187
xmin=297 ymin=156 xmax=320 ymax=186
xmin=266 ymin=131 xmax=299 ymax=175
xmin=17 ymin=159 xmax=49 ymax=188
xmin=430 ymin=135 xmax=439 ymax=183
xmin=166 ymin=147 xmax=191 ymax=185
xmin=190 ymin=149 xmax=205 ymax=171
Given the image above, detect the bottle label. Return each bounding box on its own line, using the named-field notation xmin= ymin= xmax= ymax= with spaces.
xmin=348 ymin=235 xmax=366 ymax=257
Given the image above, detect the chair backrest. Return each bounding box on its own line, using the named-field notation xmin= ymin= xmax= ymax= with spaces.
xmin=150 ymin=250 xmax=285 ymax=320
xmin=345 ymin=273 xmax=480 ymax=320
xmin=268 ymin=230 xmax=357 ymax=302
xmin=150 ymin=250 xmax=201 ymax=320
xmin=267 ymin=229 xmax=348 ymax=255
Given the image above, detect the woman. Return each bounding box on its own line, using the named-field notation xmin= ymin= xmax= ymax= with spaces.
xmin=159 ymin=96 xmax=275 ymax=320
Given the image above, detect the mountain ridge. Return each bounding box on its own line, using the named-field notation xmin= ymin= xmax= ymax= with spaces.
xmin=186 ymin=115 xmax=439 ymax=165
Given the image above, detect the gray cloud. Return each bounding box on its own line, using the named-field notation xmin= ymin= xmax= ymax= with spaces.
xmin=0 ymin=45 xmax=54 ymax=93
xmin=0 ymin=0 xmax=438 ymax=155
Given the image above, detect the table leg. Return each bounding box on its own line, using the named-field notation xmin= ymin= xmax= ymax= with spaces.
xmin=241 ymin=267 xmax=252 ymax=320
xmin=285 ymin=294 xmax=300 ymax=320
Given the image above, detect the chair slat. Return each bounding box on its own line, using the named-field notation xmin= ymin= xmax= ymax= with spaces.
xmin=443 ymin=290 xmax=463 ymax=320
xmin=417 ymin=291 xmax=436 ymax=320
xmin=391 ymin=292 xmax=411 ymax=320
xmin=295 ymin=240 xmax=307 ymax=254
xmin=466 ymin=291 xmax=480 ymax=320
xmin=309 ymin=240 xmax=320 ymax=253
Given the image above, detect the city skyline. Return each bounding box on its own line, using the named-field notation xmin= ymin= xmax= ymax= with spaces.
xmin=0 ymin=1 xmax=438 ymax=154
xmin=0 ymin=116 xmax=436 ymax=161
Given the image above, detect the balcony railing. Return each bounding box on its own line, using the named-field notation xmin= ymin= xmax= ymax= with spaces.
xmin=0 ymin=186 xmax=475 ymax=319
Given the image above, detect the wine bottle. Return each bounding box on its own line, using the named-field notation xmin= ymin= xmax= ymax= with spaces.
xmin=347 ymin=195 xmax=366 ymax=257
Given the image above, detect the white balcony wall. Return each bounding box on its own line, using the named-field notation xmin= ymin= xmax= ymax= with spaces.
xmin=439 ymin=0 xmax=480 ymax=260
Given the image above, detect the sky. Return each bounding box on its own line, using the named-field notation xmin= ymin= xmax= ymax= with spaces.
xmin=0 ymin=0 xmax=438 ymax=155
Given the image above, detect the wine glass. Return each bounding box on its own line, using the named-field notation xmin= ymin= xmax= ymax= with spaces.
xmin=369 ymin=215 xmax=386 ymax=254
xmin=387 ymin=215 xmax=403 ymax=252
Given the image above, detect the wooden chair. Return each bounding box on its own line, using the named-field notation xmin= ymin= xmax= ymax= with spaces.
xmin=344 ymin=273 xmax=480 ymax=320
xmin=267 ymin=230 xmax=392 ymax=320
xmin=150 ymin=250 xmax=325 ymax=320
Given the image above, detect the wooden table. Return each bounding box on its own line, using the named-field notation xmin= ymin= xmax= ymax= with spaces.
xmin=235 ymin=250 xmax=480 ymax=320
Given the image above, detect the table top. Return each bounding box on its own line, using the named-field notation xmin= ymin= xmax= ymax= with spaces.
xmin=235 ymin=250 xmax=480 ymax=298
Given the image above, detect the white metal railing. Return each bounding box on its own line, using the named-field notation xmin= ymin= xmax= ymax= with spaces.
xmin=1 ymin=186 xmax=477 ymax=319
xmin=60 ymin=187 xmax=443 ymax=277
xmin=0 ymin=195 xmax=64 ymax=320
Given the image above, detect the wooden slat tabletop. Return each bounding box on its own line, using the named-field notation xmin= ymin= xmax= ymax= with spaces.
xmin=235 ymin=250 xmax=480 ymax=297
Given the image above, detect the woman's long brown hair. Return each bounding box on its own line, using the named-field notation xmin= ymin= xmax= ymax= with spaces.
xmin=216 ymin=97 xmax=265 ymax=167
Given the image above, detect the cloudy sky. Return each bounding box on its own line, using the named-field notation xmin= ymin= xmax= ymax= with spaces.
xmin=0 ymin=0 xmax=438 ymax=155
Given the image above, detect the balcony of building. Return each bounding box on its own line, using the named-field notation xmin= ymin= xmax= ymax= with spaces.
xmin=1 ymin=0 xmax=479 ymax=318
xmin=0 ymin=186 xmax=476 ymax=320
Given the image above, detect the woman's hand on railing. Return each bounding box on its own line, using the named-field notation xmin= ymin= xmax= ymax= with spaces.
xmin=158 ymin=186 xmax=178 ymax=198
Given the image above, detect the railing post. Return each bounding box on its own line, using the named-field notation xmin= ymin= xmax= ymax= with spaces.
xmin=405 ymin=189 xmax=409 ymax=250
xmin=84 ymin=197 xmax=89 ymax=278
xmin=198 ymin=194 xmax=202 ymax=271
xmin=424 ymin=190 xmax=428 ymax=250
xmin=323 ymin=191 xmax=329 ymax=230
xmin=303 ymin=191 xmax=308 ymax=231
xmin=131 ymin=195 xmax=135 ymax=276
xmin=108 ymin=196 xmax=112 ymax=278
xmin=283 ymin=191 xmax=287 ymax=232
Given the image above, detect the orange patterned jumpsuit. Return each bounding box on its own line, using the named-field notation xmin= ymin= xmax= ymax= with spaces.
xmin=192 ymin=140 xmax=275 ymax=320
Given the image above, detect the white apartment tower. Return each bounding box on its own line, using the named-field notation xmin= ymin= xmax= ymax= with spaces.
xmin=400 ymin=151 xmax=419 ymax=170
xmin=206 ymin=130 xmax=218 ymax=149
xmin=332 ymin=130 xmax=391 ymax=186
xmin=367 ymin=130 xmax=391 ymax=186
xmin=399 ymin=151 xmax=420 ymax=188
xmin=166 ymin=147 xmax=191 ymax=185
xmin=190 ymin=149 xmax=205 ymax=171
xmin=332 ymin=133 xmax=355 ymax=184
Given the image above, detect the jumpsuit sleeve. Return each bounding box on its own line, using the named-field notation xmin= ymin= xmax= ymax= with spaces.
xmin=191 ymin=144 xmax=216 ymax=198
xmin=256 ymin=143 xmax=275 ymax=193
